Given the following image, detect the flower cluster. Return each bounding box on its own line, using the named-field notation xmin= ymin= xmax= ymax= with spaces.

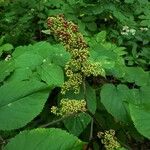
xmin=140 ymin=27 xmax=148 ymax=32
xmin=97 ymin=129 xmax=121 ymax=150
xmin=47 ymin=15 xmax=104 ymax=94
xmin=121 ymin=25 xmax=136 ymax=36
xmin=51 ymin=98 xmax=86 ymax=117
xmin=47 ymin=15 xmax=87 ymax=51
xmin=5 ymin=54 xmax=11 ymax=61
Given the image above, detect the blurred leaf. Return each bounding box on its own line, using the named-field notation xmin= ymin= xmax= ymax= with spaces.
xmin=0 ymin=60 xmax=15 ymax=83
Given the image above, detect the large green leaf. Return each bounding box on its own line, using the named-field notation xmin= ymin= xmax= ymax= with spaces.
xmin=14 ymin=52 xmax=43 ymax=70
xmin=0 ymin=60 xmax=15 ymax=82
xmin=129 ymin=104 xmax=150 ymax=139
xmin=4 ymin=128 xmax=84 ymax=150
xmin=7 ymin=68 xmax=32 ymax=82
xmin=124 ymin=67 xmax=149 ymax=86
xmin=63 ymin=84 xmax=96 ymax=136
xmin=37 ymin=61 xmax=64 ymax=87
xmin=89 ymin=39 xmax=126 ymax=77
xmin=0 ymin=80 xmax=50 ymax=130
xmin=12 ymin=42 xmax=70 ymax=68
xmin=100 ymin=84 xmax=131 ymax=122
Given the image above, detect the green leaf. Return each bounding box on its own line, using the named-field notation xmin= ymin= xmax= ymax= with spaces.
xmin=0 ymin=60 xmax=15 ymax=82
xmin=96 ymin=31 xmax=107 ymax=43
xmin=138 ymin=0 xmax=149 ymax=4
xmin=1 ymin=43 xmax=13 ymax=51
xmin=129 ymin=104 xmax=150 ymax=139
xmin=86 ymin=22 xmax=97 ymax=32
xmin=37 ymin=61 xmax=64 ymax=87
xmin=0 ymin=43 xmax=13 ymax=56
xmin=139 ymin=12 xmax=150 ymax=27
xmin=124 ymin=67 xmax=149 ymax=86
xmin=13 ymin=42 xmax=70 ymax=67
xmin=125 ymin=0 xmax=134 ymax=3
xmin=0 ymin=36 xmax=4 ymax=46
xmin=63 ymin=84 xmax=96 ymax=136
xmin=4 ymin=128 xmax=84 ymax=150
xmin=41 ymin=29 xmax=51 ymax=35
xmin=0 ymin=80 xmax=50 ymax=130
xmin=8 ymin=68 xmax=32 ymax=82
xmin=49 ymin=44 xmax=70 ymax=67
xmin=89 ymin=40 xmax=126 ymax=77
xmin=14 ymin=52 xmax=43 ymax=70
xmin=63 ymin=113 xmax=91 ymax=136
xmin=100 ymin=84 xmax=131 ymax=122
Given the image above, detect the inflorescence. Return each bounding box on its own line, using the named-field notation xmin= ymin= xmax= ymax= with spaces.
xmin=97 ymin=129 xmax=121 ymax=150
xmin=47 ymin=15 xmax=105 ymax=94
xmin=51 ymin=98 xmax=86 ymax=117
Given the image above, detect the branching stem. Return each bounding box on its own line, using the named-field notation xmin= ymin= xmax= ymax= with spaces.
xmin=40 ymin=113 xmax=77 ymax=128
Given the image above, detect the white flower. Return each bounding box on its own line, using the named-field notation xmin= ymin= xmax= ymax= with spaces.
xmin=129 ymin=29 xmax=136 ymax=35
xmin=122 ymin=26 xmax=129 ymax=31
xmin=5 ymin=55 xmax=11 ymax=61
xmin=121 ymin=25 xmax=136 ymax=36
xmin=121 ymin=31 xmax=128 ymax=35
xmin=140 ymin=27 xmax=148 ymax=31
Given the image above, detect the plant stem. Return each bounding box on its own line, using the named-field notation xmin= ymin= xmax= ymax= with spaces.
xmin=89 ymin=119 xmax=94 ymax=141
xmin=40 ymin=113 xmax=77 ymax=128
xmin=82 ymin=77 xmax=96 ymax=150
xmin=86 ymin=110 xmax=104 ymax=130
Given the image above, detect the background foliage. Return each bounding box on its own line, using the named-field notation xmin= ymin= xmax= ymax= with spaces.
xmin=0 ymin=0 xmax=150 ymax=149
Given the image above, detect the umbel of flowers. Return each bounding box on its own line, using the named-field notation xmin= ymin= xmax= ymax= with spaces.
xmin=51 ymin=98 xmax=86 ymax=117
xmin=47 ymin=15 xmax=105 ymax=94
xmin=97 ymin=130 xmax=121 ymax=150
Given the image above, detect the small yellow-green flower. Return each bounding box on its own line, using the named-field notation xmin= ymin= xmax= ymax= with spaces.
xmin=97 ymin=129 xmax=121 ymax=150
xmin=51 ymin=98 xmax=87 ymax=117
xmin=47 ymin=15 xmax=105 ymax=94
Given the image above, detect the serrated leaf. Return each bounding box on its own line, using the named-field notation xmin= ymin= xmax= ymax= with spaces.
xmin=37 ymin=62 xmax=64 ymax=87
xmin=8 ymin=68 xmax=32 ymax=82
xmin=13 ymin=42 xmax=70 ymax=68
xmin=63 ymin=84 xmax=96 ymax=136
xmin=100 ymin=84 xmax=131 ymax=122
xmin=4 ymin=128 xmax=84 ymax=150
xmin=0 ymin=80 xmax=50 ymax=130
xmin=14 ymin=52 xmax=43 ymax=69
xmin=129 ymin=104 xmax=150 ymax=139
xmin=0 ymin=60 xmax=15 ymax=82
xmin=89 ymin=42 xmax=126 ymax=77
xmin=50 ymin=44 xmax=70 ymax=67
xmin=63 ymin=113 xmax=91 ymax=136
